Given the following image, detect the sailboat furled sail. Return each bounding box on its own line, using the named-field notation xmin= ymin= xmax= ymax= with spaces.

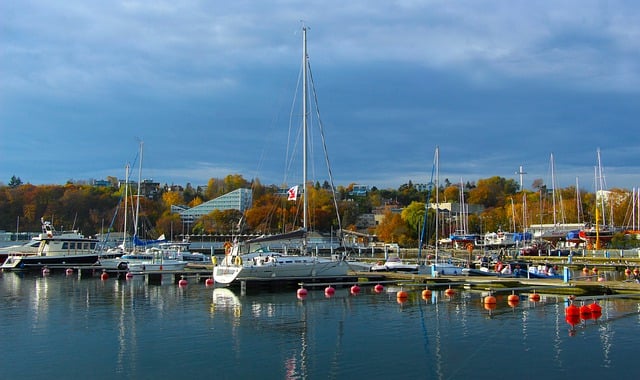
xmin=213 ymin=26 xmax=349 ymax=285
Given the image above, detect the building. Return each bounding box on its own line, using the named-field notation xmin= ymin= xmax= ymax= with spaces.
xmin=178 ymin=188 xmax=253 ymax=225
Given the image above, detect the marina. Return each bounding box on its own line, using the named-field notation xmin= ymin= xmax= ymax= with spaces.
xmin=2 ymin=268 xmax=640 ymax=380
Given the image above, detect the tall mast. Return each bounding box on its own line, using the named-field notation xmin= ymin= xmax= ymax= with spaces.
xmin=134 ymin=141 xmax=143 ymax=240
xmin=434 ymin=147 xmax=439 ymax=262
xmin=302 ymin=26 xmax=308 ymax=251
xmin=123 ymin=163 xmax=129 ymax=250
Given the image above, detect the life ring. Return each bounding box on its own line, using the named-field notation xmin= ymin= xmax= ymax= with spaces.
xmin=234 ymin=256 xmax=242 ymax=266
xmin=223 ymin=241 xmax=232 ymax=255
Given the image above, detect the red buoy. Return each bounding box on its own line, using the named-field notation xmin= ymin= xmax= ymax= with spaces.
xmin=565 ymin=304 xmax=580 ymax=316
xmin=484 ymin=302 xmax=497 ymax=311
xmin=444 ymin=288 xmax=455 ymax=297
xmin=529 ymin=293 xmax=541 ymax=302
xmin=100 ymin=272 xmax=109 ymax=281
xmin=350 ymin=285 xmax=361 ymax=295
xmin=582 ymin=266 xmax=589 ymax=275
xmin=373 ymin=284 xmax=384 ymax=293
xmin=634 ymin=267 xmax=640 ymax=276
xmin=588 ymin=302 xmax=602 ymax=313
xmin=65 ymin=268 xmax=73 ymax=276
xmin=125 ymin=272 xmax=133 ymax=280
xmin=324 ymin=286 xmax=335 ymax=297
xmin=565 ymin=314 xmax=580 ymax=327
xmin=205 ymin=278 xmax=214 ymax=286
xmin=579 ymin=305 xmax=592 ymax=320
xmin=421 ymin=289 xmax=432 ymax=300
xmin=625 ymin=268 xmax=632 ymax=277
xmin=178 ymin=278 xmax=188 ymax=287
xmin=296 ymin=288 xmax=308 ymax=299
xmin=42 ymin=267 xmax=50 ymax=276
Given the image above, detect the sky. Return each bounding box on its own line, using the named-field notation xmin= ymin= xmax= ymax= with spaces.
xmin=1 ymin=0 xmax=639 ymax=193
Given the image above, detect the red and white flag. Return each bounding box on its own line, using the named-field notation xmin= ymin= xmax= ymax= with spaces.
xmin=287 ymin=185 xmax=299 ymax=201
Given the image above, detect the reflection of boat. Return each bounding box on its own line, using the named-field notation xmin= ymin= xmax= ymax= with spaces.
xmin=1 ymin=218 xmax=99 ymax=270
xmin=370 ymin=256 xmax=418 ymax=272
xmin=212 ymin=27 xmax=349 ymax=285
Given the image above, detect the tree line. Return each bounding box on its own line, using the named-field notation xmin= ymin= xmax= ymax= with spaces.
xmin=1 ymin=174 xmax=638 ymax=248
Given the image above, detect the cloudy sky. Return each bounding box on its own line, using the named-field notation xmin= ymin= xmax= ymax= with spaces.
xmin=2 ymin=1 xmax=639 ymax=192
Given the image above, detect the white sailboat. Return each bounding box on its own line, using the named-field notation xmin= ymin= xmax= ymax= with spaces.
xmin=418 ymin=147 xmax=465 ymax=276
xmin=213 ymin=26 xmax=349 ymax=285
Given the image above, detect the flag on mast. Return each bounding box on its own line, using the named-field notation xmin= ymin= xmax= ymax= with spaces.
xmin=287 ymin=185 xmax=299 ymax=201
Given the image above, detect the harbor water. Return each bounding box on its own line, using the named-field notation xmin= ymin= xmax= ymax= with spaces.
xmin=1 ymin=271 xmax=639 ymax=380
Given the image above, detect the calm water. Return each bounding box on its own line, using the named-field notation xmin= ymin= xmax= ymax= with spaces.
xmin=1 ymin=272 xmax=639 ymax=380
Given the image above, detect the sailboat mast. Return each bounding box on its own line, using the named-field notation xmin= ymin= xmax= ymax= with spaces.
xmin=435 ymin=147 xmax=439 ymax=261
xmin=134 ymin=141 xmax=143 ymax=240
xmin=123 ymin=163 xmax=130 ymax=250
xmin=302 ymin=26 xmax=308 ymax=251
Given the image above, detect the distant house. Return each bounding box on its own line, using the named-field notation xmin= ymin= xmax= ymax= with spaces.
xmin=349 ymin=184 xmax=369 ymax=196
xmin=178 ymin=188 xmax=252 ymax=224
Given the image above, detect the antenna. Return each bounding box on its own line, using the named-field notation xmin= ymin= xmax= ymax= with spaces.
xmin=515 ymin=165 xmax=527 ymax=191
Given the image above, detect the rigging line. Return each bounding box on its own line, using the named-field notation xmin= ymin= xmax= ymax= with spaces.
xmin=306 ymin=59 xmax=343 ymax=235
xmin=418 ymin=147 xmax=438 ymax=260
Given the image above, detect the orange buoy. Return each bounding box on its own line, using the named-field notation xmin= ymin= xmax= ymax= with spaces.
xmin=421 ymin=289 xmax=432 ymax=300
xmin=582 ymin=266 xmax=589 ymax=275
xmin=100 ymin=272 xmax=109 ymax=281
xmin=444 ymin=288 xmax=455 ymax=297
xmin=484 ymin=302 xmax=497 ymax=311
xmin=483 ymin=295 xmax=497 ymax=304
xmin=205 ymin=278 xmax=214 ymax=286
xmin=178 ymin=278 xmax=188 ymax=287
xmin=396 ymin=290 xmax=409 ymax=304
xmin=507 ymin=294 xmax=520 ymax=307
xmin=529 ymin=293 xmax=541 ymax=302
xmin=324 ymin=286 xmax=335 ymax=297
xmin=374 ymin=284 xmax=384 ymax=293
xmin=296 ymin=288 xmax=308 ymax=299
xmin=350 ymin=285 xmax=361 ymax=295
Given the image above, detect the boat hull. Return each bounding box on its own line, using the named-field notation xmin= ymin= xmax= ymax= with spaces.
xmin=1 ymin=254 xmax=99 ymax=271
xmin=213 ymin=259 xmax=349 ymax=285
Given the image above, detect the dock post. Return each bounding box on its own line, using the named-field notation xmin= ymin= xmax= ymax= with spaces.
xmin=563 ymin=266 xmax=570 ymax=283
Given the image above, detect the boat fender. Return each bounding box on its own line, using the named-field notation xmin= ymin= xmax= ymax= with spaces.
xmin=234 ymin=256 xmax=242 ymax=266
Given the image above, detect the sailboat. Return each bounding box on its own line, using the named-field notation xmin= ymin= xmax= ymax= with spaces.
xmin=213 ymin=26 xmax=349 ymax=285
xmin=579 ymin=149 xmax=615 ymax=248
xmin=100 ymin=142 xmax=187 ymax=272
xmin=417 ymin=147 xmax=465 ymax=276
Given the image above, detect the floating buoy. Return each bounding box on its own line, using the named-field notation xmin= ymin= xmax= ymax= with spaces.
xmin=350 ymin=285 xmax=361 ymax=295
xmin=296 ymin=287 xmax=308 ymax=299
xmin=42 ymin=267 xmax=50 ymax=276
xmin=421 ymin=289 xmax=432 ymax=300
xmin=125 ymin=272 xmax=133 ymax=280
xmin=634 ymin=267 xmax=640 ymax=276
xmin=579 ymin=305 xmax=592 ymax=320
xmin=65 ymin=268 xmax=74 ymax=276
xmin=396 ymin=290 xmax=408 ymax=304
xmin=324 ymin=286 xmax=335 ymax=297
xmin=484 ymin=302 xmax=497 ymax=311
xmin=178 ymin=278 xmax=188 ymax=287
xmin=374 ymin=284 xmax=384 ymax=293
xmin=565 ymin=304 xmax=580 ymax=316
xmin=565 ymin=314 xmax=581 ymax=327
xmin=507 ymin=294 xmax=520 ymax=307
xmin=482 ymin=295 xmax=497 ymax=304
xmin=100 ymin=272 xmax=109 ymax=281
xmin=205 ymin=278 xmax=214 ymax=286
xmin=588 ymin=302 xmax=602 ymax=313
xmin=529 ymin=293 xmax=541 ymax=302
xmin=582 ymin=266 xmax=589 ymax=275
xmin=592 ymin=267 xmax=598 ymax=275
xmin=444 ymin=288 xmax=455 ymax=297
xmin=625 ymin=268 xmax=632 ymax=277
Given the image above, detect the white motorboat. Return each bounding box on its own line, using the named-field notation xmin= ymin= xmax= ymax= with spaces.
xmin=1 ymin=219 xmax=99 ymax=270
xmin=370 ymin=256 xmax=418 ymax=272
